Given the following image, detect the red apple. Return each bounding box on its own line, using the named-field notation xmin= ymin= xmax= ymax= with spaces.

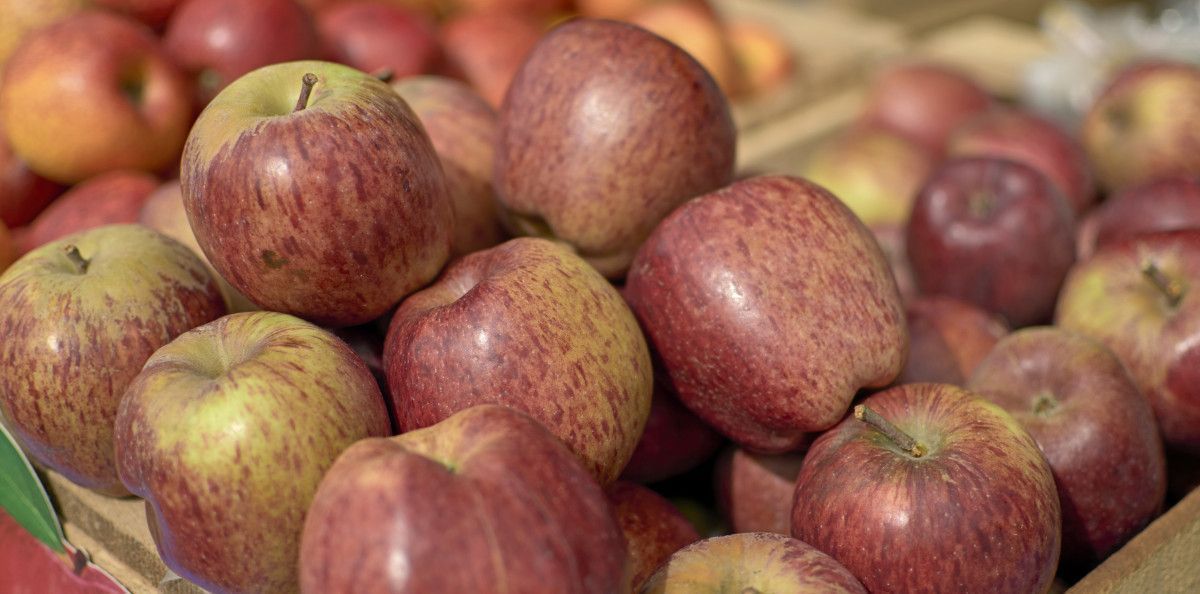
xmin=576 ymin=0 xmax=656 ymax=19
xmin=897 ymin=295 xmax=1010 ymax=385
xmin=714 ymin=446 xmax=806 ymax=535
xmin=0 ymin=509 xmax=126 ymax=594
xmin=619 ymin=384 xmax=724 ymax=484
xmin=859 ymin=60 xmax=994 ymax=156
xmin=0 ymin=122 xmax=62 ymax=228
xmin=791 ymin=383 xmax=1061 ymax=594
xmin=20 ymin=170 xmax=158 ymax=252
xmin=627 ymin=0 xmax=745 ymax=99
xmin=607 ymin=480 xmax=700 ymax=592
xmin=727 ymin=18 xmax=796 ymax=98
xmin=0 ymin=0 xmax=87 ymax=69
xmin=1077 ymin=175 xmax=1200 ymax=261
xmin=90 ymin=0 xmax=183 ymax=28
xmin=871 ymin=223 xmax=918 ymax=304
xmin=317 ymin=1 xmax=440 ymax=81
xmin=438 ymin=10 xmax=544 ymax=110
xmin=0 ymin=221 xmax=16 ymax=272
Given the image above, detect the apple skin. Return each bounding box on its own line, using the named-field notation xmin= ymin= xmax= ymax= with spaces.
xmin=20 ymin=170 xmax=158 ymax=252
xmin=1077 ymin=175 xmax=1200 ymax=261
xmin=114 ymin=310 xmax=390 ymax=594
xmin=438 ymin=10 xmax=544 ymax=109
xmin=791 ymin=383 xmax=1061 ymax=594
xmin=1055 ymin=230 xmax=1200 ymax=455
xmin=641 ymin=532 xmax=867 ymax=594
xmin=950 ymin=107 xmax=1096 ymax=215
xmin=714 ymin=446 xmax=806 ymax=535
xmin=0 ymin=121 xmax=63 ymax=228
xmin=967 ymin=327 xmax=1166 ymax=569
xmin=0 ymin=10 xmax=193 ymax=184
xmin=383 ymin=237 xmax=653 ymax=485
xmin=870 ymin=223 xmax=917 ymax=304
xmin=164 ymin=0 xmax=319 ymax=105
xmin=627 ymin=0 xmax=745 ymax=99
xmin=0 ymin=509 xmax=127 ymax=594
xmin=181 ymin=60 xmax=452 ymax=328
xmin=0 ymin=224 xmax=226 ymax=495
xmin=607 ymin=480 xmax=700 ymax=592
xmin=317 ymin=1 xmax=440 ymax=81
xmin=0 ymin=0 xmax=87 ymax=69
xmin=90 ymin=0 xmax=183 ymax=28
xmin=1082 ymin=60 xmax=1200 ymax=191
xmin=896 ymin=295 xmax=1010 ymax=386
xmin=906 ymin=156 xmax=1077 ymax=328
xmin=727 ymin=18 xmax=796 ymax=98
xmin=391 ymin=75 xmax=507 ymax=258
xmin=859 ymin=61 xmax=993 ymax=156
xmin=494 ymin=17 xmax=736 ymax=279
xmin=299 ymin=404 xmax=627 ymax=594
xmin=0 ymin=221 xmax=16 ymax=272
xmin=619 ymin=383 xmax=724 ymax=484
xmin=624 ymin=175 xmax=907 ymax=452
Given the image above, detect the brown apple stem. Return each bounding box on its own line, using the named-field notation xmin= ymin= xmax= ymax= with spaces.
xmin=71 ymin=548 xmax=87 ymax=575
xmin=63 ymin=245 xmax=89 ymax=274
xmin=1141 ymin=260 xmax=1183 ymax=308
xmin=293 ymin=73 xmax=318 ymax=113
xmin=854 ymin=405 xmax=927 ymax=458
xmin=372 ymin=68 xmax=395 ymax=83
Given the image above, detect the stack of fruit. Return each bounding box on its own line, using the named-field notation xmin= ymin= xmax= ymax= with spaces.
xmin=1 ymin=1 xmax=1199 ymax=593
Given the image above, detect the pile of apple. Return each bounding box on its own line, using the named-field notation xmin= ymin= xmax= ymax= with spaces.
xmin=1 ymin=0 xmax=1200 ymax=592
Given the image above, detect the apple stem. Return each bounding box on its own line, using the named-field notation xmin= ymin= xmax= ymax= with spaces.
xmin=1141 ymin=260 xmax=1183 ymax=308
xmin=71 ymin=548 xmax=87 ymax=575
xmin=293 ymin=73 xmax=318 ymax=113
xmin=63 ymin=245 xmax=89 ymax=274
xmin=373 ymin=68 xmax=395 ymax=83
xmin=854 ymin=405 xmax=927 ymax=458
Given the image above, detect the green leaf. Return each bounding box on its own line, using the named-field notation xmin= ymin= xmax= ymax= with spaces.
xmin=0 ymin=421 xmax=65 ymax=553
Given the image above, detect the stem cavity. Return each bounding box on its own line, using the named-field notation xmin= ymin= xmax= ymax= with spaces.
xmin=294 ymin=73 xmax=319 ymax=113
xmin=63 ymin=245 xmax=89 ymax=274
xmin=1141 ymin=259 xmax=1183 ymax=308
xmin=855 ymin=405 xmax=927 ymax=458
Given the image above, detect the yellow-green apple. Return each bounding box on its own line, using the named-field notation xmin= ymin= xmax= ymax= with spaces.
xmin=1055 ymin=230 xmax=1200 ymax=454
xmin=19 ymin=170 xmax=158 ymax=252
xmin=299 ymin=404 xmax=627 ymax=594
xmin=316 ymin=1 xmax=440 ymax=81
xmin=967 ymin=327 xmax=1166 ymax=570
xmin=727 ymin=18 xmax=796 ymax=98
xmin=619 ymin=384 xmax=724 ymax=484
xmin=0 ymin=224 xmax=226 ymax=494
xmin=0 ymin=509 xmax=126 ymax=594
xmin=383 ymin=237 xmax=652 ymax=484
xmin=391 ymin=75 xmax=507 ymax=258
xmin=1082 ymin=60 xmax=1200 ymax=191
xmin=714 ymin=446 xmax=806 ymax=535
xmin=0 ymin=0 xmax=87 ymax=70
xmin=164 ymin=0 xmax=320 ymax=105
xmin=607 ymin=480 xmax=700 ymax=592
xmin=91 ymin=0 xmax=183 ymax=28
xmin=0 ymin=121 xmax=63 ymax=228
xmin=624 ymin=175 xmax=907 ymax=452
xmin=950 ymin=107 xmax=1095 ymax=215
xmin=495 ymin=18 xmax=736 ymax=279
xmin=114 ymin=310 xmax=391 ymax=594
xmin=641 ymin=532 xmax=868 ymax=594
xmin=0 ymin=10 xmax=193 ymax=184
xmin=791 ymin=383 xmax=1061 ymax=594
xmin=181 ymin=60 xmax=452 ymax=328
xmin=627 ymin=0 xmax=745 ymax=99
xmin=138 ymin=179 xmax=258 ymax=313
xmin=438 ymin=9 xmax=544 ymax=109
xmin=1076 ymin=175 xmax=1200 ymax=261
xmin=0 ymin=221 xmax=16 ymax=272
xmin=906 ymin=157 xmax=1076 ymax=327
xmin=896 ymin=295 xmax=1009 ymax=385
xmin=859 ymin=61 xmax=994 ymax=156
xmin=801 ymin=124 xmax=937 ymax=228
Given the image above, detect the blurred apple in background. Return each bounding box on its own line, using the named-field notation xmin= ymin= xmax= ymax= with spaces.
xmin=392 ymin=75 xmax=507 ymax=258
xmin=0 ymin=122 xmax=62 ymax=228
xmin=968 ymin=327 xmax=1166 ymax=572
xmin=0 ymin=221 xmax=16 ymax=272
xmin=495 ymin=17 xmax=736 ymax=279
xmin=870 ymin=223 xmax=918 ymax=303
xmin=714 ymin=446 xmax=806 ymax=535
xmin=164 ymin=0 xmax=320 ymax=105
xmin=91 ymin=0 xmax=184 ymax=28
xmin=439 ymin=10 xmax=544 ymax=109
xmin=907 ymin=156 xmax=1076 ymax=328
xmin=897 ymin=295 xmax=1009 ymax=386
xmin=317 ymin=1 xmax=441 ymax=80
xmin=18 ymin=170 xmax=158 ymax=253
xmin=1076 ymin=175 xmax=1200 ymax=260
xmin=300 ymin=405 xmax=627 ymax=594
xmin=0 ymin=224 xmax=226 ymax=495
xmin=859 ymin=61 xmax=994 ymax=156
xmin=0 ymin=0 xmax=87 ymax=70
xmin=727 ymin=18 xmax=796 ymax=98
xmin=115 ymin=311 xmax=391 ymax=594
xmin=607 ymin=480 xmax=700 ymax=592
xmin=628 ymin=0 xmax=745 ymax=99
xmin=1083 ymin=60 xmax=1200 ymax=192
xmin=950 ymin=107 xmax=1095 ymax=215
xmin=576 ymin=0 xmax=656 ymax=19
xmin=0 ymin=11 xmax=193 ymax=184
xmin=625 ymin=175 xmax=907 ymax=452
xmin=642 ymin=532 xmax=868 ymax=594
xmin=457 ymin=0 xmax=571 ymax=17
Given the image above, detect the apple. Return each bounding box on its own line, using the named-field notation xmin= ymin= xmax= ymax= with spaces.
xmin=114 ymin=310 xmax=390 ymax=594
xmin=0 ymin=121 xmax=63 ymax=228
xmin=870 ymin=223 xmax=917 ymax=304
xmin=950 ymin=107 xmax=1096 ymax=215
xmin=438 ymin=9 xmax=545 ymax=109
xmin=0 ymin=509 xmax=126 ymax=594
xmin=163 ymin=0 xmax=320 ymax=105
xmin=967 ymin=327 xmax=1166 ymax=570
xmin=627 ymin=0 xmax=745 ymax=99
xmin=316 ymin=1 xmax=440 ymax=81
xmin=90 ymin=0 xmax=183 ymax=28
xmin=576 ymin=0 xmax=656 ymax=19
xmin=383 ymin=237 xmax=653 ymax=484
xmin=0 ymin=0 xmax=87 ymax=69
xmin=619 ymin=383 xmax=724 ymax=484
xmin=727 ymin=18 xmax=796 ymax=98
xmin=714 ymin=446 xmax=806 ymax=535
xmin=391 ymin=75 xmax=507 ymax=258
xmin=0 ymin=221 xmax=16 ymax=272
xmin=791 ymin=383 xmax=1061 ymax=594
xmin=331 ymin=323 xmax=388 ymax=399
xmin=456 ymin=0 xmax=571 ymax=17
xmin=181 ymin=60 xmax=453 ymax=328
xmin=1077 ymin=175 xmax=1200 ymax=260
xmin=801 ymin=124 xmax=937 ymax=228
xmin=299 ymin=404 xmax=627 ymax=594
xmin=0 ymin=10 xmax=193 ymax=184
xmin=607 ymin=480 xmax=700 ymax=592
xmin=1082 ymin=60 xmax=1200 ymax=191
xmin=906 ymin=156 xmax=1077 ymax=328
xmin=1055 ymin=229 xmax=1200 ymax=454
xmin=641 ymin=532 xmax=868 ymax=594
xmin=897 ymin=295 xmax=1009 ymax=385
xmin=859 ymin=60 xmax=994 ymax=156
xmin=625 ymin=175 xmax=907 ymax=452
xmin=19 ymin=170 xmax=158 ymax=252
xmin=495 ymin=17 xmax=736 ymax=279
xmin=0 ymin=224 xmax=226 ymax=494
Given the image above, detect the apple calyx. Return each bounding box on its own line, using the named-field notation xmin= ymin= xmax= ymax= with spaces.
xmin=968 ymin=190 xmax=994 ymax=218
xmin=854 ymin=405 xmax=927 ymax=458
xmin=1032 ymin=390 xmax=1059 ymax=416
xmin=1141 ymin=259 xmax=1184 ymax=308
xmin=294 ymin=73 xmax=319 ymax=113
xmin=63 ymin=245 xmax=90 ymax=274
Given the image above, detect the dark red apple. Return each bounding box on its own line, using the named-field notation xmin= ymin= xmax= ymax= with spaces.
xmin=91 ymin=0 xmax=182 ymax=28
xmin=1077 ymin=175 xmax=1200 ymax=260
xmin=19 ymin=170 xmax=158 ymax=252
xmin=0 ymin=122 xmax=62 ymax=228
xmin=438 ymin=10 xmax=543 ymax=109
xmin=0 ymin=221 xmax=16 ymax=272
xmin=0 ymin=509 xmax=126 ymax=594
xmin=619 ymin=385 xmax=724 ymax=484
xmin=317 ymin=1 xmax=440 ymax=80
xmin=606 ymin=480 xmax=700 ymax=592
xmin=859 ymin=60 xmax=994 ymax=156
xmin=896 ymin=295 xmax=1010 ymax=385
xmin=714 ymin=446 xmax=806 ymax=535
